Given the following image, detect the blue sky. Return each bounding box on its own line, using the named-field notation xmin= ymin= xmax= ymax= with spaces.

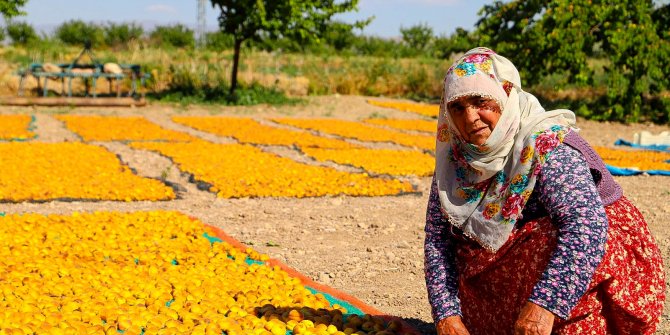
xmin=19 ymin=0 xmax=490 ymax=38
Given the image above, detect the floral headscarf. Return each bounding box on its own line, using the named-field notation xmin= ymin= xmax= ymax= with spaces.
xmin=435 ymin=47 xmax=577 ymax=252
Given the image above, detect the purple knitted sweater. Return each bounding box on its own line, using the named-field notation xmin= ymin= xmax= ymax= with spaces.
xmin=562 ymin=131 xmax=622 ymax=206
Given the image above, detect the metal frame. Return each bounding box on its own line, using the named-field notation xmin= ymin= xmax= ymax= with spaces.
xmin=16 ymin=45 xmax=150 ymax=99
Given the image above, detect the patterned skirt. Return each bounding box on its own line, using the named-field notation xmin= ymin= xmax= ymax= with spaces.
xmin=455 ymin=196 xmax=665 ymax=335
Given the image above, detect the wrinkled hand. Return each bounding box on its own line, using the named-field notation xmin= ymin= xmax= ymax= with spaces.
xmin=437 ymin=315 xmax=471 ymax=335
xmin=514 ymin=301 xmax=555 ymax=335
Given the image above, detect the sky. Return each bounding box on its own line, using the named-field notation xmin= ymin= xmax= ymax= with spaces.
xmin=18 ymin=0 xmax=491 ymax=38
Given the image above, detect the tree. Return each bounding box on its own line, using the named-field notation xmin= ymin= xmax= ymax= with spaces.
xmin=476 ymin=0 xmax=670 ymax=123
xmin=205 ymin=31 xmax=235 ymax=50
xmin=0 ymin=0 xmax=28 ymax=19
xmin=652 ymin=2 xmax=670 ymax=38
xmin=6 ymin=21 xmax=37 ymax=45
xmin=352 ymin=35 xmax=404 ymax=57
xmin=323 ymin=21 xmax=358 ymax=52
xmin=400 ymin=23 xmax=434 ymax=54
xmin=55 ymin=20 xmax=104 ymax=47
xmin=104 ymin=22 xmax=144 ymax=48
xmin=149 ymin=24 xmax=194 ymax=49
xmin=1 ymin=0 xmax=29 ymax=43
xmin=432 ymin=27 xmax=477 ymax=59
xmin=209 ymin=0 xmax=368 ymax=95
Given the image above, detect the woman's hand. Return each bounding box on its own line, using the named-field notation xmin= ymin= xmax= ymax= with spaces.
xmin=514 ymin=301 xmax=555 ymax=335
xmin=436 ymin=315 xmax=471 ymax=335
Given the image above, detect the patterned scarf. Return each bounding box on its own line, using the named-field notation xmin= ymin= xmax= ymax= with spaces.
xmin=435 ymin=47 xmax=577 ymax=252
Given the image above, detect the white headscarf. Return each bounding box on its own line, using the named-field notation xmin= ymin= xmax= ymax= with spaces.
xmin=435 ymin=47 xmax=577 ymax=252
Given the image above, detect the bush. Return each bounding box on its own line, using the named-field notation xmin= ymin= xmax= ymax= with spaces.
xmin=205 ymin=31 xmax=234 ymax=50
xmin=55 ymin=20 xmax=104 ymax=47
xmin=6 ymin=21 xmax=38 ymax=46
xmin=104 ymin=22 xmax=144 ymax=48
xmin=352 ymin=36 xmax=404 ymax=57
xmin=150 ymin=24 xmax=194 ymax=49
xmin=323 ymin=21 xmax=357 ymax=52
xmin=431 ymin=28 xmax=476 ymax=59
xmin=400 ymin=23 xmax=433 ymax=55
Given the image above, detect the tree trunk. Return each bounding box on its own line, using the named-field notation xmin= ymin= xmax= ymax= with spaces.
xmin=230 ymin=39 xmax=242 ymax=95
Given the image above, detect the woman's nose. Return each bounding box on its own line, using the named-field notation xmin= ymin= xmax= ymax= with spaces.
xmin=464 ymin=105 xmax=481 ymax=123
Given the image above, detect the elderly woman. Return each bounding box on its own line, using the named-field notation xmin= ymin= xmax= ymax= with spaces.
xmin=424 ymin=47 xmax=665 ymax=335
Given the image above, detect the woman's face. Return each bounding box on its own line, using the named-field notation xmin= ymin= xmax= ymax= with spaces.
xmin=447 ymin=95 xmax=502 ymax=146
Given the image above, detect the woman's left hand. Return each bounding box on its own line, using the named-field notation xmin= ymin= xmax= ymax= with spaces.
xmin=513 ymin=301 xmax=555 ymax=335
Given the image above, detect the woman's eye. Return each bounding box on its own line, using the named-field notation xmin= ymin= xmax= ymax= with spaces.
xmin=449 ymin=104 xmax=464 ymax=113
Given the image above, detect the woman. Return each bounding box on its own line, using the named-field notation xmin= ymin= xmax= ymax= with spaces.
xmin=424 ymin=47 xmax=665 ymax=335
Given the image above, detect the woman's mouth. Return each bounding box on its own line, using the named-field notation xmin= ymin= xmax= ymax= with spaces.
xmin=470 ymin=127 xmax=488 ymax=135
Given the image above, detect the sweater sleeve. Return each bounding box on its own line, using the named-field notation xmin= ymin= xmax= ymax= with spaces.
xmin=527 ymin=144 xmax=609 ymax=319
xmin=424 ymin=175 xmax=462 ymax=322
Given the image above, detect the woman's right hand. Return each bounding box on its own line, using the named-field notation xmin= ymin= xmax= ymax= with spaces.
xmin=436 ymin=316 xmax=471 ymax=335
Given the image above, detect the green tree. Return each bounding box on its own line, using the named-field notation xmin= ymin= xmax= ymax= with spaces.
xmin=432 ymin=27 xmax=477 ymax=59
xmin=652 ymin=3 xmax=669 ymax=38
xmin=6 ymin=21 xmax=37 ymax=45
xmin=209 ymin=0 xmax=368 ymax=95
xmin=352 ymin=35 xmax=403 ymax=57
xmin=477 ymin=0 xmax=669 ymax=123
xmin=55 ymin=20 xmax=104 ymax=47
xmin=205 ymin=31 xmax=235 ymax=50
xmin=323 ymin=21 xmax=358 ymax=51
xmin=0 ymin=0 xmax=29 ymax=43
xmin=400 ymin=23 xmax=434 ymax=54
xmin=0 ymin=0 xmax=28 ymax=19
xmin=149 ymin=24 xmax=194 ymax=49
xmin=104 ymin=22 xmax=144 ymax=48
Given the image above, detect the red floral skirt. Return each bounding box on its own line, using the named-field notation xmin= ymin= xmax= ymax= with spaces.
xmin=455 ymin=196 xmax=665 ymax=335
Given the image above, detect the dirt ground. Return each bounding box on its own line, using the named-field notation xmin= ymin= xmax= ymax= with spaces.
xmin=1 ymin=95 xmax=669 ymax=334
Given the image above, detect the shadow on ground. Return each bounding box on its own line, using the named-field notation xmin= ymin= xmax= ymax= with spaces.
xmin=402 ymin=317 xmax=436 ymax=334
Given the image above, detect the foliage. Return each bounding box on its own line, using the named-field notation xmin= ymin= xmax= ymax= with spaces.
xmin=6 ymin=21 xmax=38 ymax=45
xmin=103 ymin=22 xmax=144 ymax=48
xmin=322 ymin=21 xmax=359 ymax=51
xmin=55 ymin=20 xmax=105 ymax=47
xmin=209 ymin=0 xmax=368 ymax=94
xmin=351 ymin=36 xmax=404 ymax=57
xmin=205 ymin=31 xmax=235 ymax=50
xmin=653 ymin=2 xmax=670 ymax=38
xmin=400 ymin=23 xmax=434 ymax=54
xmin=154 ymin=74 xmax=300 ymax=106
xmin=149 ymin=24 xmax=195 ymax=49
xmin=432 ymin=28 xmax=477 ymax=59
xmin=0 ymin=0 xmax=27 ymax=19
xmin=476 ymin=0 xmax=670 ymax=123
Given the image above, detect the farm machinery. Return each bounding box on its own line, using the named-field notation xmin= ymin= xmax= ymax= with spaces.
xmin=8 ymin=43 xmax=150 ymax=107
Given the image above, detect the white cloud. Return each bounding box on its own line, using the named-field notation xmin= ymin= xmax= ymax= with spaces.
xmin=146 ymin=4 xmax=178 ymax=15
